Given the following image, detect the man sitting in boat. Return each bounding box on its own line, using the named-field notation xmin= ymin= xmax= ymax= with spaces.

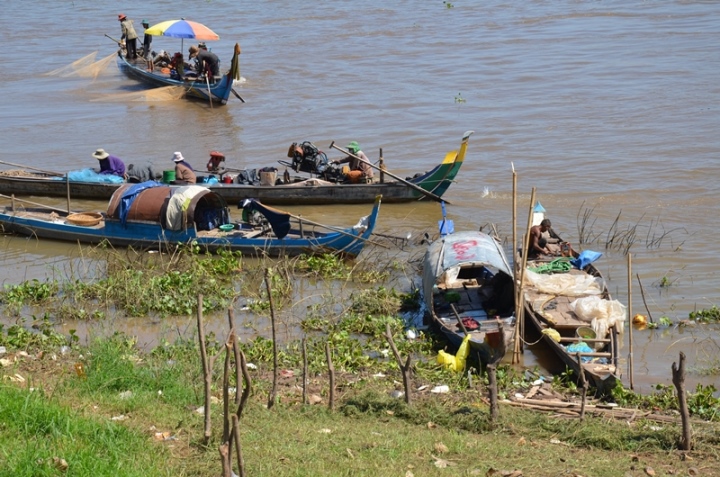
xmin=171 ymin=152 xmax=197 ymax=184
xmin=206 ymin=151 xmax=226 ymax=176
xmin=93 ymin=148 xmax=127 ymax=179
xmin=188 ymin=44 xmax=220 ymax=81
xmin=332 ymin=141 xmax=374 ymax=183
xmin=528 ymin=219 xmax=560 ymax=259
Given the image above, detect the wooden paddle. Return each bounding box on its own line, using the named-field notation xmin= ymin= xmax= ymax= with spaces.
xmin=231 ymin=89 xmax=246 ymax=103
xmin=205 ymin=74 xmax=213 ymax=109
xmin=329 ymin=142 xmax=451 ymax=205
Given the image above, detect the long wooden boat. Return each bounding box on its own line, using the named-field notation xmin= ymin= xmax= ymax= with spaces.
xmin=116 ymin=43 xmax=242 ymax=105
xmin=0 ymin=131 xmax=470 ymax=205
xmin=521 ymin=215 xmax=624 ymax=394
xmin=0 ymin=182 xmax=380 ymax=258
xmin=422 ymin=231 xmax=516 ymax=367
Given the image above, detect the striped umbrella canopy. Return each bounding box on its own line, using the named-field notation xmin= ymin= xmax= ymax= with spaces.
xmin=145 ymin=19 xmax=219 ymax=40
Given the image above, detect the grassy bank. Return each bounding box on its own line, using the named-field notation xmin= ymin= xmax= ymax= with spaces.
xmin=1 ymin=331 xmax=719 ymax=477
xmin=1 ymin=248 xmax=719 ymax=476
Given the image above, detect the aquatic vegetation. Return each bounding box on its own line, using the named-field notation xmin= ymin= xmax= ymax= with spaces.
xmin=689 ymin=305 xmax=720 ymax=323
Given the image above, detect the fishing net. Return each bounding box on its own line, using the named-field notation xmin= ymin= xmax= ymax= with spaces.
xmin=90 ymin=85 xmax=187 ymax=103
xmin=45 ymin=52 xmax=117 ymax=80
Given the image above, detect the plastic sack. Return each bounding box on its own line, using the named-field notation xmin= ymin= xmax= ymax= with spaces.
xmin=570 ymin=295 xmax=626 ymax=337
xmin=566 ymin=341 xmax=594 ymax=363
xmin=436 ymin=333 xmax=472 ymax=372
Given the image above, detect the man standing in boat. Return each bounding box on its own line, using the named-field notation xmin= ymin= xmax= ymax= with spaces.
xmin=118 ymin=14 xmax=138 ymax=60
xmin=332 ymin=141 xmax=374 ymax=183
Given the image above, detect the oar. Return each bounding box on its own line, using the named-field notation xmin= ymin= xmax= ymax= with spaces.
xmin=283 ymin=211 xmax=389 ymax=248
xmin=329 ymin=142 xmax=452 ymax=205
xmin=104 ymin=33 xmax=122 ymax=45
xmin=0 ymin=193 xmax=72 ymax=214
xmin=205 ymin=74 xmax=213 ymax=109
xmin=0 ymin=160 xmax=65 ymax=176
xmin=231 ymin=89 xmax=246 ymax=103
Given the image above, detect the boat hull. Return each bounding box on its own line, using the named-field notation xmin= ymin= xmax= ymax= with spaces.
xmin=0 ymin=132 xmax=471 ymax=205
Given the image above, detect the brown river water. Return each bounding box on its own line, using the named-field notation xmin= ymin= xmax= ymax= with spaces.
xmin=0 ymin=1 xmax=718 ymax=395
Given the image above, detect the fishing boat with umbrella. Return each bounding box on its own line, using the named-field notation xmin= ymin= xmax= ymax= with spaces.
xmin=114 ymin=18 xmax=243 ymax=106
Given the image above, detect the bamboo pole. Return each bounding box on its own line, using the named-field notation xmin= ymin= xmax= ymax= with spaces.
xmin=66 ymin=174 xmax=71 ymax=214
xmin=513 ymin=187 xmax=536 ymax=363
xmin=627 ymin=252 xmax=634 ymax=390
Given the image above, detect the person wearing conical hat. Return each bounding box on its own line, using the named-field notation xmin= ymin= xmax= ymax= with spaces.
xmin=332 ymin=141 xmax=374 ymax=183
xmin=92 ymin=148 xmax=126 ymax=178
xmin=118 ymin=14 xmax=138 ymax=60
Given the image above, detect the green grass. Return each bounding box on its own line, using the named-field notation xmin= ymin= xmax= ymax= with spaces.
xmin=0 ymin=385 xmax=174 ymax=477
xmin=1 ymin=334 xmax=719 ymax=476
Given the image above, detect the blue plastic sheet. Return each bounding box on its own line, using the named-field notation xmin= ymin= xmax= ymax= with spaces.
xmin=64 ymin=168 xmax=125 ymax=184
xmin=570 ymin=250 xmax=602 ymax=269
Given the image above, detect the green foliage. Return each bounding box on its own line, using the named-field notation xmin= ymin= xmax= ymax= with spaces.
xmin=295 ymin=253 xmax=350 ymax=280
xmin=689 ymin=305 xmax=720 ymax=323
xmin=0 ymin=319 xmax=68 ymax=349
xmin=612 ymin=383 xmax=720 ymax=421
xmin=2 ymin=279 xmax=58 ymax=304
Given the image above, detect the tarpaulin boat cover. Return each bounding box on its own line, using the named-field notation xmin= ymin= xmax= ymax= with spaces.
xmin=241 ymin=199 xmax=291 ymax=239
xmin=166 ymin=185 xmax=210 ymax=231
xmin=107 ymin=181 xmax=167 ymax=225
xmin=422 ymin=231 xmax=513 ymax=309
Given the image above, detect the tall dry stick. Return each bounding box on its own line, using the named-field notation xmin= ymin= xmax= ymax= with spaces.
xmin=196 ymin=294 xmax=213 ymax=445
xmin=635 ymin=273 xmax=655 ymax=324
xmin=385 ymin=323 xmax=412 ymax=405
xmin=232 ymin=415 xmax=246 ymax=477
xmin=302 ymin=337 xmax=308 ymax=405
xmin=265 ymin=268 xmax=279 ymax=409
xmin=229 ymin=311 xmax=242 ymax=405
xmin=222 ymin=333 xmax=232 ymax=442
xmin=671 ymin=352 xmax=693 ymax=450
xmin=325 ymin=342 xmax=335 ymax=411
xmin=234 ymin=347 xmax=252 ymax=418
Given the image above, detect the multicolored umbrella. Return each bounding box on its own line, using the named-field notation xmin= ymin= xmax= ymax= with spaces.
xmin=144 ymin=19 xmax=219 ymax=40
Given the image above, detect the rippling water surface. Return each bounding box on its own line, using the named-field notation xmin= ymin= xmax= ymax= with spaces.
xmin=1 ymin=1 xmax=718 ymax=393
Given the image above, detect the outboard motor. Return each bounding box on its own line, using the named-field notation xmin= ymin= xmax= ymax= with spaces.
xmin=280 ymin=141 xmax=330 ymax=175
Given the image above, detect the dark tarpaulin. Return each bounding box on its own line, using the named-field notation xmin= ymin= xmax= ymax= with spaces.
xmin=242 ymin=199 xmax=291 ymax=239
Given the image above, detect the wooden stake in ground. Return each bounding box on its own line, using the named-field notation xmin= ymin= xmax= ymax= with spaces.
xmin=487 ymin=364 xmax=499 ymax=423
xmin=302 ymin=337 xmax=308 ymax=405
xmin=385 ymin=324 xmax=412 ymax=405
xmin=575 ymin=353 xmax=589 ymax=420
xmin=265 ymin=268 xmax=279 ymax=409
xmin=671 ymin=352 xmax=693 ymax=450
xmin=232 ymin=415 xmax=245 ymax=477
xmin=325 ymin=342 xmax=335 ymax=411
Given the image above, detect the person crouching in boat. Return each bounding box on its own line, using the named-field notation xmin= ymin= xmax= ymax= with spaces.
xmin=206 ymin=151 xmax=227 ymax=178
xmin=172 ymin=152 xmax=197 ymax=184
xmin=527 ymin=219 xmax=562 ymax=259
xmin=332 ymin=141 xmax=374 ymax=183
xmin=93 ymin=148 xmax=127 ymax=179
